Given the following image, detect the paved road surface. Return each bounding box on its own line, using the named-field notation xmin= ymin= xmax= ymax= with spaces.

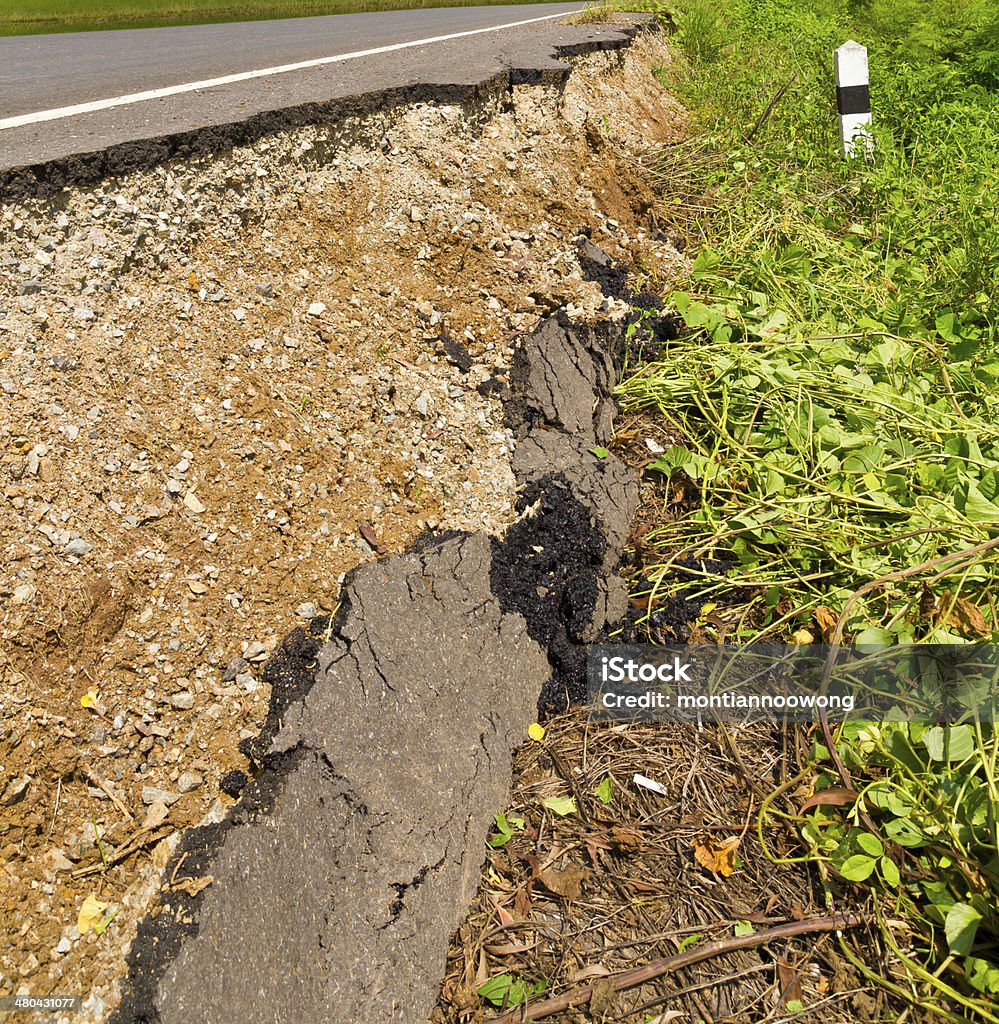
xmin=0 ymin=3 xmax=619 ymax=175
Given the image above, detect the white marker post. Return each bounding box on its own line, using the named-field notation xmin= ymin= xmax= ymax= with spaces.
xmin=834 ymin=40 xmax=873 ymax=158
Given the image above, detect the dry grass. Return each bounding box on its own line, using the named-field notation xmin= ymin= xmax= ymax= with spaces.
xmin=432 ymin=708 xmax=902 ymax=1023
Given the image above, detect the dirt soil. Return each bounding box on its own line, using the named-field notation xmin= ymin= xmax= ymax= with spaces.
xmin=0 ymin=31 xmax=687 ymax=1019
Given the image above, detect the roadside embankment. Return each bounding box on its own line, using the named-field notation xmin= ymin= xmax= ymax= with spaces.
xmin=0 ymin=25 xmax=686 ymax=1020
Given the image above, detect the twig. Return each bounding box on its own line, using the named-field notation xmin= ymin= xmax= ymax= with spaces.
xmin=744 ymin=75 xmax=798 ymax=143
xmin=47 ymin=778 xmax=61 ymax=837
xmin=70 ymin=824 xmax=174 ymax=878
xmin=489 ymin=912 xmax=864 ymax=1022
xmin=86 ymin=770 xmax=135 ymax=822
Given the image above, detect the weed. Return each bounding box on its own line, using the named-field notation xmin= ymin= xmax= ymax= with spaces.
xmin=624 ymin=0 xmax=999 ymax=1013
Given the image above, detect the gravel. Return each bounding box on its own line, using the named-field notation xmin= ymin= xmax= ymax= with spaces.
xmin=0 ymin=32 xmax=688 ymax=1022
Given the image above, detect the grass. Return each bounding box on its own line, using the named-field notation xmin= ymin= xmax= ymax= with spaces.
xmin=615 ymin=0 xmax=999 ymax=1016
xmin=0 ymin=0 xmax=548 ymax=36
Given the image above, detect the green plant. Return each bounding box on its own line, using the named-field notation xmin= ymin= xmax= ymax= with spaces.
xmin=626 ymin=0 xmax=999 ymax=1015
xmin=789 ymin=717 xmax=999 ymax=1013
xmin=488 ymin=811 xmax=525 ymax=848
xmin=673 ymin=0 xmax=730 ymax=63
xmin=477 ymin=973 xmax=547 ymax=1009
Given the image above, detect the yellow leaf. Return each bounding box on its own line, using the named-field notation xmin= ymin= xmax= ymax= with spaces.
xmin=528 ymin=723 xmax=545 ymax=742
xmin=692 ymin=835 xmax=741 ymax=876
xmin=78 ymin=894 xmax=110 ymax=934
xmin=80 ymin=690 xmax=99 ymax=709
xmin=791 ymin=628 xmax=814 ymax=644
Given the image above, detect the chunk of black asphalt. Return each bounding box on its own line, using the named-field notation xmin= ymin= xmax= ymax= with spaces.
xmin=115 ymin=533 xmax=552 ymax=1024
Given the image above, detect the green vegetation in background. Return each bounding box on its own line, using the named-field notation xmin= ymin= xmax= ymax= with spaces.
xmin=0 ymin=0 xmax=546 ymax=36
xmin=618 ymin=0 xmax=999 ymax=1017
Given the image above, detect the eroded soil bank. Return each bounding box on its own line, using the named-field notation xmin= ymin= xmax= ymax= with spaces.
xmin=0 ymin=28 xmax=686 ymax=1020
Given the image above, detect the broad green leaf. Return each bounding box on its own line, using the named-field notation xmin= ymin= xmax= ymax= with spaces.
xmin=959 ymin=483 xmax=999 ymax=523
xmin=966 ymin=957 xmax=999 ymax=995
xmin=945 ymin=903 xmax=982 ymax=956
xmin=935 ymin=311 xmax=961 ymax=343
xmin=477 ymin=974 xmax=544 ymax=1008
xmin=856 ymin=833 xmax=884 ymax=857
xmin=588 ymin=447 xmax=609 ymax=459
xmin=839 ymin=854 xmax=877 ymax=881
xmin=879 ymin=856 xmax=900 ymax=887
xmin=595 ymin=777 xmax=614 ymax=805
xmin=922 ymin=726 xmax=975 ymax=763
xmin=883 ymin=817 xmax=928 ymax=848
xmin=690 ymin=249 xmax=721 ymax=275
xmin=542 ymin=795 xmax=577 ymax=817
xmin=489 ymin=813 xmax=514 ymax=848
xmin=649 ymin=447 xmax=708 ymax=480
xmin=855 ymin=628 xmax=893 ymax=649
xmin=733 ymin=920 xmax=755 ymax=937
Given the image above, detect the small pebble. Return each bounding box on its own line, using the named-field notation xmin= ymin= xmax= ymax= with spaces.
xmin=141 ymin=785 xmax=179 ymax=806
xmin=223 ymin=657 xmax=248 ymax=682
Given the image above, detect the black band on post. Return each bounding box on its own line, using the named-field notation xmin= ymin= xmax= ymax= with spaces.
xmin=837 ymin=84 xmax=870 ymax=115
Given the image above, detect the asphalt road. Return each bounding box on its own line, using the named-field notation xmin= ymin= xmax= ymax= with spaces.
xmin=0 ymin=3 xmax=623 ymax=176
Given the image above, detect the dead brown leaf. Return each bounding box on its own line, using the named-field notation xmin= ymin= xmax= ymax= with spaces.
xmin=608 ymin=826 xmax=643 ymax=853
xmin=358 ymin=521 xmax=385 ymax=554
xmin=937 ymin=591 xmax=991 ymax=638
xmin=584 ymin=832 xmax=611 ymax=866
xmin=798 ymin=787 xmax=858 ymax=815
xmin=484 ymin=939 xmax=539 ymax=956
xmin=513 ymin=887 xmax=532 ymax=918
xmin=777 ymin=956 xmax=804 ymax=1008
xmin=489 ymin=895 xmax=516 ymax=928
xmin=692 ymin=834 xmax=740 ymax=876
xmin=537 ymin=863 xmax=589 ymax=900
xmin=588 ymin=977 xmax=619 ymax=1020
xmin=570 ymin=964 xmax=612 ymax=983
xmin=813 ymin=605 xmax=838 ymax=642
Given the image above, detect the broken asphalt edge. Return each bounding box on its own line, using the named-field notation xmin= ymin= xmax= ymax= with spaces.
xmin=101 ymin=32 xmax=648 ymax=1024
xmin=0 ymin=16 xmax=653 ymax=203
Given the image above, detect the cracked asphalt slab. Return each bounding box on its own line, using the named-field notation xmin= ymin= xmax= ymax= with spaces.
xmin=118 ymin=533 xmax=552 ymax=1024
xmin=0 ymin=5 xmax=656 ymax=184
xmin=0 ymin=5 xmax=580 ymax=114
xmin=111 ymin=306 xmax=641 ymax=1023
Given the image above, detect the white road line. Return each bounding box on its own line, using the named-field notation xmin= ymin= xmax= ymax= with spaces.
xmin=0 ymin=8 xmax=581 ymax=132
